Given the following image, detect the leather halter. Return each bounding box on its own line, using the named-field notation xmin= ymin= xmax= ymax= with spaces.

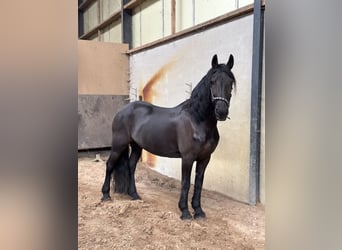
xmin=210 ymin=88 xmax=229 ymax=106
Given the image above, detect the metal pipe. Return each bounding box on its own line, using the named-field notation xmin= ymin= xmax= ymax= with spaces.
xmin=249 ymin=0 xmax=264 ymax=205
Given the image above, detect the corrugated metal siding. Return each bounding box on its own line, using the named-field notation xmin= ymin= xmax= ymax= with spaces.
xmin=194 ymin=0 xmax=237 ymax=25
xmin=83 ymin=1 xmax=99 ymax=33
xmin=131 ymin=0 xmax=255 ymax=48
xmin=101 ymin=19 xmax=122 ymax=43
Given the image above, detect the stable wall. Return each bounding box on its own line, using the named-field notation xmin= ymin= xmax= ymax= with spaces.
xmin=78 ymin=40 xmax=129 ymax=149
xmin=129 ymin=14 xmax=253 ymax=203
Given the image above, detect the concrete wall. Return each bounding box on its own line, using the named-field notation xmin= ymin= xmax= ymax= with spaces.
xmin=129 ymin=14 xmax=254 ymax=203
xmin=78 ymin=40 xmax=129 ymax=149
xmin=78 ymin=95 xmax=129 ymax=149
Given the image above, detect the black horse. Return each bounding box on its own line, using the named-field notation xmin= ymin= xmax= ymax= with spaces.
xmin=101 ymin=54 xmax=236 ymax=220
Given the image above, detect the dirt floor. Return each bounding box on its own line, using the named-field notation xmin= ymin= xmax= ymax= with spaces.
xmin=78 ymin=155 xmax=265 ymax=250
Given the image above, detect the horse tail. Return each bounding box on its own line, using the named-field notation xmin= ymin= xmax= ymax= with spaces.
xmin=112 ymin=146 xmax=130 ymax=194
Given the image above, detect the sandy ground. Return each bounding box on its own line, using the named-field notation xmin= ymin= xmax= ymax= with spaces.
xmin=78 ymin=155 xmax=265 ymax=249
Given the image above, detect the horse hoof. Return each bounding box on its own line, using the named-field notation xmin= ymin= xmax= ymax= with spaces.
xmin=194 ymin=212 xmax=206 ymax=219
xmin=101 ymin=195 xmax=112 ymax=202
xmin=130 ymin=193 xmax=141 ymax=200
xmin=180 ymin=211 xmax=193 ymax=220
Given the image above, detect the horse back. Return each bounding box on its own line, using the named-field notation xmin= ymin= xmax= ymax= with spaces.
xmin=111 ymin=101 xmax=184 ymax=157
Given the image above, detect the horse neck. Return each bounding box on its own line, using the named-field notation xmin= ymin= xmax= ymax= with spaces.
xmin=187 ymin=78 xmax=217 ymax=124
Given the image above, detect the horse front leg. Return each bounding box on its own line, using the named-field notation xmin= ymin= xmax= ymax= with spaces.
xmin=191 ymin=157 xmax=210 ymax=219
xmin=178 ymin=158 xmax=194 ymax=220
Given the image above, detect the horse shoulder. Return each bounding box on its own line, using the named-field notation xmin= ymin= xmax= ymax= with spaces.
xmin=195 ymin=122 xmax=220 ymax=152
xmin=193 ymin=130 xmax=206 ymax=143
xmin=179 ymin=113 xmax=207 ymax=143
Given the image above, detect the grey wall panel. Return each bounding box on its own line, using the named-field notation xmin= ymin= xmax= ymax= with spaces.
xmin=78 ymin=95 xmax=129 ymax=149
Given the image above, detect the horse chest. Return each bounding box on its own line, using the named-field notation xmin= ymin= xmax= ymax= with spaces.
xmin=193 ymin=129 xmax=219 ymax=156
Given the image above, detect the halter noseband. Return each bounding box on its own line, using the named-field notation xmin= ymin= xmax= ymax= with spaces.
xmin=210 ymin=88 xmax=229 ymax=106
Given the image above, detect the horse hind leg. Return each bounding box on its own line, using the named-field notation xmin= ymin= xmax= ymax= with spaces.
xmin=101 ymin=151 xmax=119 ymax=201
xmin=112 ymin=147 xmax=130 ymax=194
xmin=101 ymin=145 xmax=129 ymax=201
xmin=128 ymin=142 xmax=142 ymax=200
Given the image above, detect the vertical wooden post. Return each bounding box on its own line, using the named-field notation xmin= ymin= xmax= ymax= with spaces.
xmin=98 ymin=0 xmax=101 ymax=23
xmin=98 ymin=0 xmax=101 ymax=41
xmin=171 ymin=0 xmax=176 ymax=34
xmin=78 ymin=0 xmax=84 ymax=37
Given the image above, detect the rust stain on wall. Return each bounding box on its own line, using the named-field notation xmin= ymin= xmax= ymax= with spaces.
xmin=142 ymin=150 xmax=157 ymax=167
xmin=140 ymin=59 xmax=177 ymax=167
xmin=141 ymin=60 xmax=176 ymax=103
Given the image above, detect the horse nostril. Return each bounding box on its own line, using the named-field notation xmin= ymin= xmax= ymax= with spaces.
xmin=216 ymin=108 xmax=227 ymax=117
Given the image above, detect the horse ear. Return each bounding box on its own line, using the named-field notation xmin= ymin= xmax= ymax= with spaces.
xmin=211 ymin=54 xmax=218 ymax=68
xmin=227 ymin=54 xmax=234 ymax=69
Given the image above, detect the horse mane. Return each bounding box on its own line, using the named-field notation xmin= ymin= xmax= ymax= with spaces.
xmin=185 ymin=64 xmax=236 ymax=123
xmin=186 ymin=72 xmax=213 ymax=123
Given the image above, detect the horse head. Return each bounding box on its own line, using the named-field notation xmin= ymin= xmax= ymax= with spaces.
xmin=209 ymin=54 xmax=236 ymax=121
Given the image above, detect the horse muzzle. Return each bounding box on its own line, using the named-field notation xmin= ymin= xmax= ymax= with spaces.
xmin=215 ymin=105 xmax=229 ymax=121
xmin=216 ymin=114 xmax=228 ymax=121
xmin=212 ymin=93 xmax=230 ymax=121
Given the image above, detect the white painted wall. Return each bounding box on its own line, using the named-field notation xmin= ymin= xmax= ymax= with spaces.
xmin=130 ymin=14 xmax=254 ymax=203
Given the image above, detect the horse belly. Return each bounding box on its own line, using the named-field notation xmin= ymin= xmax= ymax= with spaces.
xmin=132 ymin=120 xmax=181 ymax=158
xmin=140 ymin=135 xmax=181 ymax=158
xmin=145 ymin=146 xmax=181 ymax=158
